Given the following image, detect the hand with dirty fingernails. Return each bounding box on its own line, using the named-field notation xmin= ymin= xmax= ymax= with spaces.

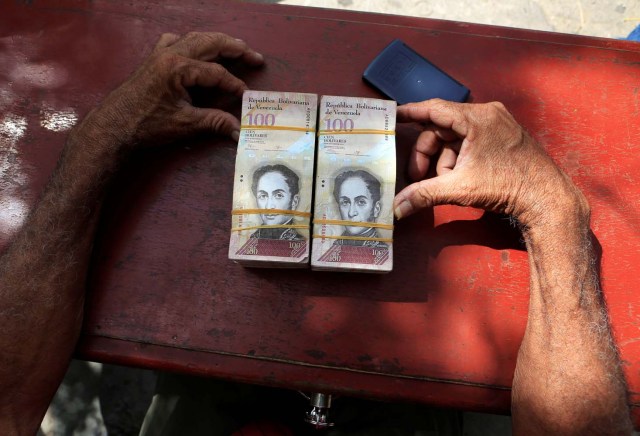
xmin=392 ymin=99 xmax=586 ymax=229
xmin=82 ymin=32 xmax=264 ymax=150
xmin=393 ymin=98 xmax=632 ymax=435
xmin=0 ymin=31 xmax=264 ymax=435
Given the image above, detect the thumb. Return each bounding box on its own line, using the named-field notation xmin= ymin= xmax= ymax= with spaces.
xmin=393 ymin=172 xmax=464 ymax=219
xmin=190 ymin=107 xmax=241 ymax=141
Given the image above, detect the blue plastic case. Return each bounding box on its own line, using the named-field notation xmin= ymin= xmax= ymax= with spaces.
xmin=363 ymin=39 xmax=470 ymax=104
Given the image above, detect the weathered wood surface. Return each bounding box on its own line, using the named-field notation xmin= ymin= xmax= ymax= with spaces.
xmin=1 ymin=0 xmax=640 ymax=423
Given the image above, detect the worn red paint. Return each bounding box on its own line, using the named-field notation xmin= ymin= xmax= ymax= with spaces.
xmin=1 ymin=0 xmax=640 ymax=427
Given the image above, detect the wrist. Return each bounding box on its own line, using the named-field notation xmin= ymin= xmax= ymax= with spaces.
xmin=522 ymin=185 xmax=595 ymax=313
xmin=521 ymin=184 xmax=593 ymax=280
xmin=59 ymin=115 xmax=129 ymax=191
xmin=39 ymin=115 xmax=125 ymax=221
xmin=84 ymin=94 xmax=139 ymax=149
xmin=68 ymin=106 xmax=132 ymax=165
xmin=517 ymin=171 xmax=590 ymax=236
xmin=524 ymin=196 xmax=590 ymax=245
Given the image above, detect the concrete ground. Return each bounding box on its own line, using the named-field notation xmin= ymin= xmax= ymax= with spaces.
xmin=40 ymin=1 xmax=639 ymax=435
xmin=276 ymin=0 xmax=640 ymax=38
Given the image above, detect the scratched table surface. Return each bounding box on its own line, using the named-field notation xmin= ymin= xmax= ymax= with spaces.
xmin=1 ymin=0 xmax=640 ymax=424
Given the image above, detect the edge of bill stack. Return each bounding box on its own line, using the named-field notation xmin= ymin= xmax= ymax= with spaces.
xmin=228 ymin=90 xmax=318 ymax=268
xmin=311 ymin=95 xmax=397 ymax=273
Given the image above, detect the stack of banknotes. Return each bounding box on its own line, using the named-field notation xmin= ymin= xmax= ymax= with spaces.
xmin=311 ymin=96 xmax=396 ymax=272
xmin=228 ymin=90 xmax=318 ymax=267
xmin=228 ymin=91 xmax=396 ymax=273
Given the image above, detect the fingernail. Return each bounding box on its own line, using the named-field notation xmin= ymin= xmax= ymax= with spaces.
xmin=254 ymin=51 xmax=264 ymax=62
xmin=231 ymin=130 xmax=240 ymax=142
xmin=235 ymin=38 xmax=245 ymax=43
xmin=394 ymin=201 xmax=412 ymax=220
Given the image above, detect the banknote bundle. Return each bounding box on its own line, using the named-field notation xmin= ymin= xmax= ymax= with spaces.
xmin=311 ymin=96 xmax=397 ymax=273
xmin=229 ymin=90 xmax=318 ymax=267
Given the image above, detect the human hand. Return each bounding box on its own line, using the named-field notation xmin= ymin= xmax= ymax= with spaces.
xmin=79 ymin=32 xmax=264 ymax=149
xmin=393 ymin=99 xmax=587 ymax=229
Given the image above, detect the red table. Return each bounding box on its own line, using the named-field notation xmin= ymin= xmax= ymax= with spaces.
xmin=2 ymin=0 xmax=640 ymax=425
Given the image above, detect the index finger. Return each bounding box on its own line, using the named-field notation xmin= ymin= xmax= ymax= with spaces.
xmin=181 ymin=60 xmax=248 ymax=97
xmin=397 ymin=99 xmax=470 ymax=138
xmin=170 ymin=32 xmax=264 ymax=66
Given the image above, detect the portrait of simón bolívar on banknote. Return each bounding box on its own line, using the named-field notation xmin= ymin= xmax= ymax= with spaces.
xmin=331 ymin=168 xmax=388 ymax=249
xmin=249 ymin=163 xmax=304 ymax=241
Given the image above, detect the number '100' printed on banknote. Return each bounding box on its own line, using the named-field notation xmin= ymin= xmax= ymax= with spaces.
xmin=229 ymin=91 xmax=318 ymax=267
xmin=311 ymin=96 xmax=397 ymax=273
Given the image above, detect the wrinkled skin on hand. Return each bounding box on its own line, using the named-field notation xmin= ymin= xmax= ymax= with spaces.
xmin=0 ymin=31 xmax=265 ymax=435
xmin=392 ymin=100 xmax=635 ymax=436
xmin=80 ymin=32 xmax=264 ymax=149
xmin=393 ymin=99 xmax=588 ymax=228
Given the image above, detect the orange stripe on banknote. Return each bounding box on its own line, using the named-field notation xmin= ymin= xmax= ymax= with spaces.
xmin=232 ymin=209 xmax=311 ymax=217
xmin=313 ymin=219 xmax=393 ymax=230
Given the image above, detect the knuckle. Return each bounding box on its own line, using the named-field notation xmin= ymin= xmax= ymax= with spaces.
xmin=428 ymin=98 xmax=449 ymax=114
xmin=429 ymin=98 xmax=447 ymax=110
xmin=184 ymin=31 xmax=200 ymax=40
xmin=489 ymin=101 xmax=506 ymax=111
xmin=415 ymin=185 xmax=435 ymax=206
xmin=153 ymin=33 xmax=177 ymax=52
xmin=208 ymin=112 xmax=231 ymax=132
xmin=477 ymin=102 xmax=513 ymax=131
xmin=155 ymin=51 xmax=182 ymax=69
xmin=209 ymin=62 xmax=225 ymax=74
xmin=207 ymin=32 xmax=226 ymax=46
xmin=485 ymin=101 xmax=503 ymax=119
xmin=206 ymin=63 xmax=227 ymax=81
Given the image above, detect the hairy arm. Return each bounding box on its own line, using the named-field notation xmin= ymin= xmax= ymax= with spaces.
xmin=513 ymin=205 xmax=631 ymax=434
xmin=393 ymin=100 xmax=632 ymax=434
xmin=0 ymin=32 xmax=263 ymax=435
xmin=0 ymin=122 xmax=121 ymax=433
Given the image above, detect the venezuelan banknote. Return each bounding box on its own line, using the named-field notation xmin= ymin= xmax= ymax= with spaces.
xmin=311 ymin=96 xmax=397 ymax=272
xmin=229 ymin=90 xmax=318 ymax=267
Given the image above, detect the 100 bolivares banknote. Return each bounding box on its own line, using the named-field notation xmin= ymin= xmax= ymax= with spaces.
xmin=311 ymin=96 xmax=397 ymax=272
xmin=229 ymin=91 xmax=318 ymax=267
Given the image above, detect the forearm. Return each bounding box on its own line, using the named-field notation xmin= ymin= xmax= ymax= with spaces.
xmin=393 ymin=100 xmax=632 ymax=433
xmin=0 ymin=31 xmax=262 ymax=434
xmin=512 ymin=192 xmax=632 ymax=434
xmin=0 ymin=119 xmax=122 ymax=433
